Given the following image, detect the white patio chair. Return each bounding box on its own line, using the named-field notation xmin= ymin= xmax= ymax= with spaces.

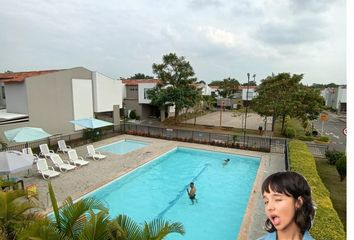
xmin=49 ymin=154 xmax=76 ymax=172
xmin=22 ymin=148 xmax=39 ymax=158
xmin=36 ymin=158 xmax=60 ymax=179
xmin=85 ymin=145 xmax=106 ymax=160
xmin=68 ymin=149 xmax=89 ymax=167
xmin=39 ymin=144 xmax=56 ymax=159
xmin=57 ymin=140 xmax=72 ymax=154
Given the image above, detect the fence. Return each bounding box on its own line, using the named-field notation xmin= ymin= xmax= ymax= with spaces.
xmin=122 ymin=123 xmax=287 ymax=154
xmin=305 ymin=142 xmax=329 ymax=158
xmin=1 ymin=123 xmax=287 ymax=155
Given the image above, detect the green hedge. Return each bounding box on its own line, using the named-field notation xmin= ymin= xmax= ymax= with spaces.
xmin=289 ymin=140 xmax=345 ymax=239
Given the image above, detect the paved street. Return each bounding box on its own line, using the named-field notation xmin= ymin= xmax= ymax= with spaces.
xmin=312 ymin=112 xmax=346 ymax=152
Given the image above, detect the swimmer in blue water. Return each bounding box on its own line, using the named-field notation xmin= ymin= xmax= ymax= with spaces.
xmin=223 ymin=158 xmax=230 ymax=166
xmin=186 ymin=182 xmax=197 ymax=204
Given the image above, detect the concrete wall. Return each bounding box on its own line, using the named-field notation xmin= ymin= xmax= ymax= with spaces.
xmin=126 ymin=85 xmax=138 ymax=99
xmin=92 ymin=72 xmax=123 ymax=113
xmin=5 ymin=83 xmax=28 ymax=114
xmin=124 ymin=99 xmax=142 ymax=118
xmin=72 ymin=79 xmax=94 ymax=130
xmin=26 ymin=67 xmax=92 ymax=135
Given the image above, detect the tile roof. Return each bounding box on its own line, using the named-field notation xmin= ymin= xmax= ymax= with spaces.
xmin=0 ymin=70 xmax=61 ymax=83
xmin=122 ymin=79 xmax=160 ymax=86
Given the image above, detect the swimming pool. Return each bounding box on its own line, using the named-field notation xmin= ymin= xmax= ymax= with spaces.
xmin=85 ymin=147 xmax=260 ymax=239
xmin=97 ymin=139 xmax=149 ymax=155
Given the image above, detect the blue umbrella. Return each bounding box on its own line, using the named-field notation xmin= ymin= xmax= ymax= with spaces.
xmin=70 ymin=117 xmax=113 ymax=129
xmin=4 ymin=127 xmax=51 ymax=143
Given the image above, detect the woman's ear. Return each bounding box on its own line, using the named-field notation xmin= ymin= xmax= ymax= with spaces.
xmin=295 ymin=196 xmax=303 ymax=209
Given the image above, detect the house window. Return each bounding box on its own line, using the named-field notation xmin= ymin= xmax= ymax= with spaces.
xmin=144 ymin=88 xmax=150 ymax=100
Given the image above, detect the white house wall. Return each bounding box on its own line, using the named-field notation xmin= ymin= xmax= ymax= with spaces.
xmin=92 ymin=72 xmax=123 ymax=112
xmin=72 ymin=79 xmax=94 ymax=130
xmin=5 ymin=83 xmax=28 ymax=114
xmin=138 ymin=82 xmax=156 ymax=104
xmin=242 ymin=88 xmax=258 ymax=100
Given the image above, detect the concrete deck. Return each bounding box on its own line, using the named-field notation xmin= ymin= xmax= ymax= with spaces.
xmin=14 ymin=135 xmax=285 ymax=239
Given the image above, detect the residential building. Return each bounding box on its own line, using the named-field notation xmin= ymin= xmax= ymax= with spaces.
xmin=0 ymin=67 xmax=123 ymax=141
xmin=122 ymin=79 xmax=161 ymax=120
xmin=320 ymin=85 xmax=346 ymax=113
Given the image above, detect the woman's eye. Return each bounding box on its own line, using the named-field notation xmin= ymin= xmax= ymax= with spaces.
xmin=264 ymin=201 xmax=268 ymax=205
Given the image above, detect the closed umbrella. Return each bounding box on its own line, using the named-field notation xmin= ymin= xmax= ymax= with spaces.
xmin=70 ymin=118 xmax=113 ymax=129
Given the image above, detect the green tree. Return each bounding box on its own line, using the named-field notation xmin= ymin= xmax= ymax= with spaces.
xmin=128 ymin=73 xmax=154 ymax=79
xmin=148 ymin=53 xmax=201 ymax=123
xmin=252 ymin=73 xmax=324 ymax=134
xmin=241 ymin=80 xmax=257 ymax=86
xmin=209 ymin=77 xmax=240 ymax=98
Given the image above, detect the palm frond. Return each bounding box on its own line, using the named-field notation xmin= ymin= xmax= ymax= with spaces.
xmin=78 ymin=210 xmax=110 ymax=240
xmin=143 ymin=219 xmax=185 ymax=240
xmin=109 ymin=214 xmax=142 ymax=240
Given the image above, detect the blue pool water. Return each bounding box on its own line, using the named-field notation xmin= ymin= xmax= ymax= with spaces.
xmin=85 ymin=147 xmax=260 ymax=239
xmin=97 ymin=139 xmax=148 ymax=154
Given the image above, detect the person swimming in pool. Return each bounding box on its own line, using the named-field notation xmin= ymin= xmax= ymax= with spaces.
xmin=187 ymin=182 xmax=197 ymax=204
xmin=223 ymin=158 xmax=230 ymax=166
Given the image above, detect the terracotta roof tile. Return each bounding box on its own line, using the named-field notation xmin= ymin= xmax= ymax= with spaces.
xmin=122 ymin=79 xmax=160 ymax=86
xmin=0 ymin=70 xmax=61 ymax=83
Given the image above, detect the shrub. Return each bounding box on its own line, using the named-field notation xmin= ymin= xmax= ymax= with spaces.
xmin=129 ymin=110 xmax=137 ymax=119
xmin=336 ymin=155 xmax=346 ymax=181
xmin=325 ymin=149 xmax=345 ymax=165
xmin=316 ymin=136 xmax=329 ymax=142
xmin=297 ymin=136 xmax=314 ymax=141
xmin=285 ymin=127 xmax=296 ymax=138
xmin=83 ymin=128 xmax=102 ymax=141
xmin=289 ymin=140 xmax=345 ymax=240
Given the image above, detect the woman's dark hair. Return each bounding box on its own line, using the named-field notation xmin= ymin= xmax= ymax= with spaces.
xmin=261 ymin=171 xmax=315 ymax=233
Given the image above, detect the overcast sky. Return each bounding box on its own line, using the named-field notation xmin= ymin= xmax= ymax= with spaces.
xmin=0 ymin=0 xmax=346 ymax=85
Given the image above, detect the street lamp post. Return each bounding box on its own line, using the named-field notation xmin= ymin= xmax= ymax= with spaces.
xmin=243 ymin=73 xmax=250 ymax=147
xmin=243 ymin=73 xmax=255 ymax=146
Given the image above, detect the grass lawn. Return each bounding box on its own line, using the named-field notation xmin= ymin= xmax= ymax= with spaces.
xmin=315 ymin=157 xmax=346 ymax=230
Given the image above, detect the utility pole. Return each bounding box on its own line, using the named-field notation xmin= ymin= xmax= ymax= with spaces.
xmin=243 ymin=73 xmax=255 ymax=146
xmin=220 ymin=100 xmax=224 ymax=127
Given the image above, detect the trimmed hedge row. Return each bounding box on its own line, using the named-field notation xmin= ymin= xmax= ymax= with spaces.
xmin=289 ymin=140 xmax=345 ymax=240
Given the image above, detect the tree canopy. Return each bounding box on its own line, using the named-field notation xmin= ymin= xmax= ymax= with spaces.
xmin=209 ymin=77 xmax=240 ymax=98
xmin=147 ymin=53 xmax=201 ymax=122
xmin=127 ymin=73 xmax=154 ymax=79
xmin=251 ymin=73 xmax=324 ymax=133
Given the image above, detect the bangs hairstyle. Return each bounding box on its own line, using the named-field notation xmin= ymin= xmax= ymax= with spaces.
xmin=261 ymin=171 xmax=315 ymax=234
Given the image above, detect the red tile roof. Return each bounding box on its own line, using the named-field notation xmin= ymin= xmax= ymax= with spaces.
xmin=122 ymin=79 xmax=160 ymax=86
xmin=0 ymin=70 xmax=61 ymax=83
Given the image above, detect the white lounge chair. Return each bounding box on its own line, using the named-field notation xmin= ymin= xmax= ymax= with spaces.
xmin=86 ymin=145 xmax=106 ymax=160
xmin=22 ymin=148 xmax=39 ymax=158
xmin=57 ymin=140 xmax=72 ymax=154
xmin=49 ymin=154 xmax=76 ymax=172
xmin=36 ymin=158 xmax=60 ymax=179
xmin=39 ymin=144 xmax=56 ymax=159
xmin=68 ymin=149 xmax=89 ymax=167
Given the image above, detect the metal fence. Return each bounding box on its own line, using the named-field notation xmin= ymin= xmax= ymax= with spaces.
xmin=305 ymin=142 xmax=329 ymax=158
xmin=1 ymin=123 xmax=287 ymax=155
xmin=123 ymin=123 xmax=287 ymax=154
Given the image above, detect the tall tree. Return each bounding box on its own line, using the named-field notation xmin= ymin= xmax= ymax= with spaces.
xmin=252 ymin=73 xmax=324 ymax=134
xmin=209 ymin=78 xmax=240 ymax=98
xmin=251 ymin=73 xmax=303 ymax=133
xmin=148 ymin=53 xmax=201 ymax=123
xmin=128 ymin=73 xmax=153 ymax=79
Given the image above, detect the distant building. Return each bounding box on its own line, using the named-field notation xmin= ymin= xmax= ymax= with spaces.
xmin=122 ymin=79 xmax=162 ymax=120
xmin=320 ymin=85 xmax=346 ymax=113
xmin=0 ymin=67 xmax=123 ymax=139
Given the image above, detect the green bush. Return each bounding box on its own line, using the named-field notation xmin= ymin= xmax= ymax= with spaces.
xmin=129 ymin=110 xmax=137 ymax=119
xmin=289 ymin=140 xmax=345 ymax=240
xmin=316 ymin=136 xmax=330 ymax=142
xmin=285 ymin=127 xmax=296 ymax=138
xmin=297 ymin=135 xmax=314 ymax=141
xmin=83 ymin=128 xmax=102 ymax=141
xmin=336 ymin=155 xmax=346 ymax=181
xmin=325 ymin=149 xmax=345 ymax=165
